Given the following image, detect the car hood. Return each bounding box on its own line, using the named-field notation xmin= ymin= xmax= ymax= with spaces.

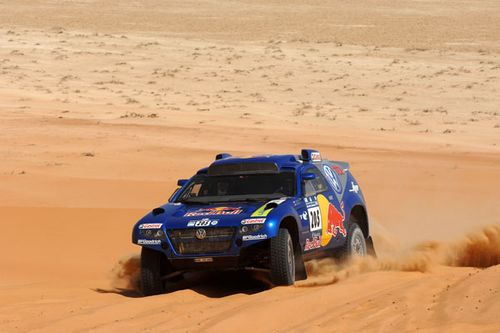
xmin=137 ymin=199 xmax=288 ymax=229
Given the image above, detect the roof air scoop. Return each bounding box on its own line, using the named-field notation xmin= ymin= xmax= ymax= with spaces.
xmin=152 ymin=207 xmax=165 ymax=216
xmin=215 ymin=153 xmax=232 ymax=160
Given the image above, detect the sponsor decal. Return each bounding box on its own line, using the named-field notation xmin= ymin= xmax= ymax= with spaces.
xmin=304 ymin=196 xmax=319 ymax=209
xmin=242 ymin=234 xmax=268 ymax=241
xmin=187 ymin=218 xmax=218 ymax=227
xmin=326 ymin=201 xmax=347 ymax=237
xmin=323 ymin=165 xmax=342 ymax=194
xmin=331 ymin=165 xmax=345 ymax=175
xmin=311 ymin=152 xmax=322 ymax=162
xmin=251 ymin=199 xmax=286 ymax=217
xmin=308 ymin=206 xmax=322 ymax=232
xmin=241 ymin=218 xmax=266 ymax=225
xmin=139 ymin=223 xmax=163 ymax=229
xmin=300 ymin=211 xmax=308 ymax=221
xmin=304 ymin=197 xmax=321 ymax=231
xmin=138 ymin=239 xmax=161 ymax=245
xmin=304 ymin=235 xmax=322 ymax=251
xmin=349 ymin=181 xmax=359 ymax=194
xmin=184 ymin=206 xmax=243 ymax=217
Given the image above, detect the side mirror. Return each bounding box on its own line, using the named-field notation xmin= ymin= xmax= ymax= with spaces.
xmin=177 ymin=179 xmax=188 ymax=187
xmin=302 ymin=173 xmax=316 ymax=181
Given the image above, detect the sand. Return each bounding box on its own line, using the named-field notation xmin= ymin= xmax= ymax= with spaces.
xmin=0 ymin=0 xmax=499 ymax=332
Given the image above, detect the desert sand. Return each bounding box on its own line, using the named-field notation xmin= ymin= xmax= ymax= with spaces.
xmin=1 ymin=0 xmax=500 ymax=332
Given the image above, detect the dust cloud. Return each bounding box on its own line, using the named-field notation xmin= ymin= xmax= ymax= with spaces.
xmin=110 ymin=254 xmax=141 ymax=292
xmin=296 ymin=225 xmax=500 ymax=287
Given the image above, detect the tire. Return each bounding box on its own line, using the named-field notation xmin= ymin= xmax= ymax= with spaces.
xmin=270 ymin=228 xmax=296 ymax=286
xmin=140 ymin=247 xmax=165 ymax=296
xmin=345 ymin=222 xmax=367 ymax=257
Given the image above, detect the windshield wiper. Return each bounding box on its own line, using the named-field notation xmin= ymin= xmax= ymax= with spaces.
xmin=178 ymin=200 xmax=212 ymax=205
xmin=223 ymin=197 xmax=277 ymax=203
xmin=180 ymin=194 xmax=288 ymax=205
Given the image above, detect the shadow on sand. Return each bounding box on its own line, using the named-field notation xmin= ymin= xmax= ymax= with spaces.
xmin=93 ymin=270 xmax=271 ymax=298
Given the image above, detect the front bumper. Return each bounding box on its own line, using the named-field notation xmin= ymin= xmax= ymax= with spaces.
xmin=134 ymin=224 xmax=275 ymax=257
xmin=169 ymin=256 xmax=241 ymax=271
xmin=135 ymin=235 xmax=271 ymax=271
xmin=168 ymin=237 xmax=270 ymax=271
xmin=133 ymin=221 xmax=279 ymax=271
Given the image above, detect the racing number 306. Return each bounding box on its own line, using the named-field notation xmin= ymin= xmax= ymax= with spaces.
xmin=308 ymin=206 xmax=322 ymax=232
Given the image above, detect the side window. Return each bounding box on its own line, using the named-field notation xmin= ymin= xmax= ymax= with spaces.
xmin=302 ymin=167 xmax=329 ymax=196
xmin=303 ymin=181 xmax=316 ymax=197
xmin=189 ymin=183 xmax=202 ymax=197
xmin=178 ymin=181 xmax=203 ymax=201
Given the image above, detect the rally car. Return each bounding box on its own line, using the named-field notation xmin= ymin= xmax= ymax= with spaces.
xmin=132 ymin=149 xmax=375 ymax=295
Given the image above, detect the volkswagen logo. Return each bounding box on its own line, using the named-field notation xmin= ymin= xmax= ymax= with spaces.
xmin=195 ymin=228 xmax=207 ymax=240
xmin=323 ymin=165 xmax=342 ymax=194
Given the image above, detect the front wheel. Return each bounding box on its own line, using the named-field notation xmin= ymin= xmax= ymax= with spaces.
xmin=270 ymin=228 xmax=296 ymax=285
xmin=141 ymin=247 xmax=165 ymax=296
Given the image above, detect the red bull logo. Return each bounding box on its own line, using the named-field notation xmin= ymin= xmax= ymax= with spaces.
xmin=326 ymin=202 xmax=346 ymax=237
xmin=331 ymin=165 xmax=344 ymax=175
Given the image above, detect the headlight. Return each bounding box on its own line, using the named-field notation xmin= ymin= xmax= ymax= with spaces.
xmin=240 ymin=224 xmax=264 ymax=234
xmin=139 ymin=229 xmax=165 ymax=239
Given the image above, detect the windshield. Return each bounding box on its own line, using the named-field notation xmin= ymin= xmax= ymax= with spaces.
xmin=177 ymin=172 xmax=295 ymax=204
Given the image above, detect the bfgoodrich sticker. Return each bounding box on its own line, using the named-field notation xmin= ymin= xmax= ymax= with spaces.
xmin=242 ymin=234 xmax=268 ymax=241
xmin=138 ymin=239 xmax=161 ymax=245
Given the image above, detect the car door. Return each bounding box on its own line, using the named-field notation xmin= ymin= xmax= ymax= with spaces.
xmin=298 ymin=164 xmax=349 ymax=254
xmin=317 ymin=162 xmax=348 ymax=249
xmin=297 ymin=166 xmax=331 ymax=253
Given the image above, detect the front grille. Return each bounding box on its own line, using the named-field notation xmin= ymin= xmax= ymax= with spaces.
xmin=167 ymin=227 xmax=236 ymax=254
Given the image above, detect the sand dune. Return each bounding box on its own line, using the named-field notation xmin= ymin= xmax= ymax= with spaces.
xmin=1 ymin=0 xmax=500 ymax=332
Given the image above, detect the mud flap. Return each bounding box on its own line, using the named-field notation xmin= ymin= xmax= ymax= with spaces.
xmin=295 ymin=248 xmax=308 ymax=281
xmin=366 ymin=236 xmax=377 ymax=258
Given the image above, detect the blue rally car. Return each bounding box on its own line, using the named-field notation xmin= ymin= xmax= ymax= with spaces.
xmin=132 ymin=149 xmax=375 ymax=295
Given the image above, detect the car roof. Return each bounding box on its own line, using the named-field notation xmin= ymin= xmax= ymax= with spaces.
xmin=196 ymin=150 xmax=317 ymax=175
xmin=214 ymin=154 xmax=300 ymax=167
xmin=194 ymin=150 xmax=348 ymax=175
xmin=194 ymin=155 xmax=301 ymax=175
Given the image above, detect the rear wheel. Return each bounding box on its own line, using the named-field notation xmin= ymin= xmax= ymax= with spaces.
xmin=141 ymin=247 xmax=165 ymax=296
xmin=346 ymin=222 xmax=367 ymax=257
xmin=270 ymin=228 xmax=296 ymax=285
